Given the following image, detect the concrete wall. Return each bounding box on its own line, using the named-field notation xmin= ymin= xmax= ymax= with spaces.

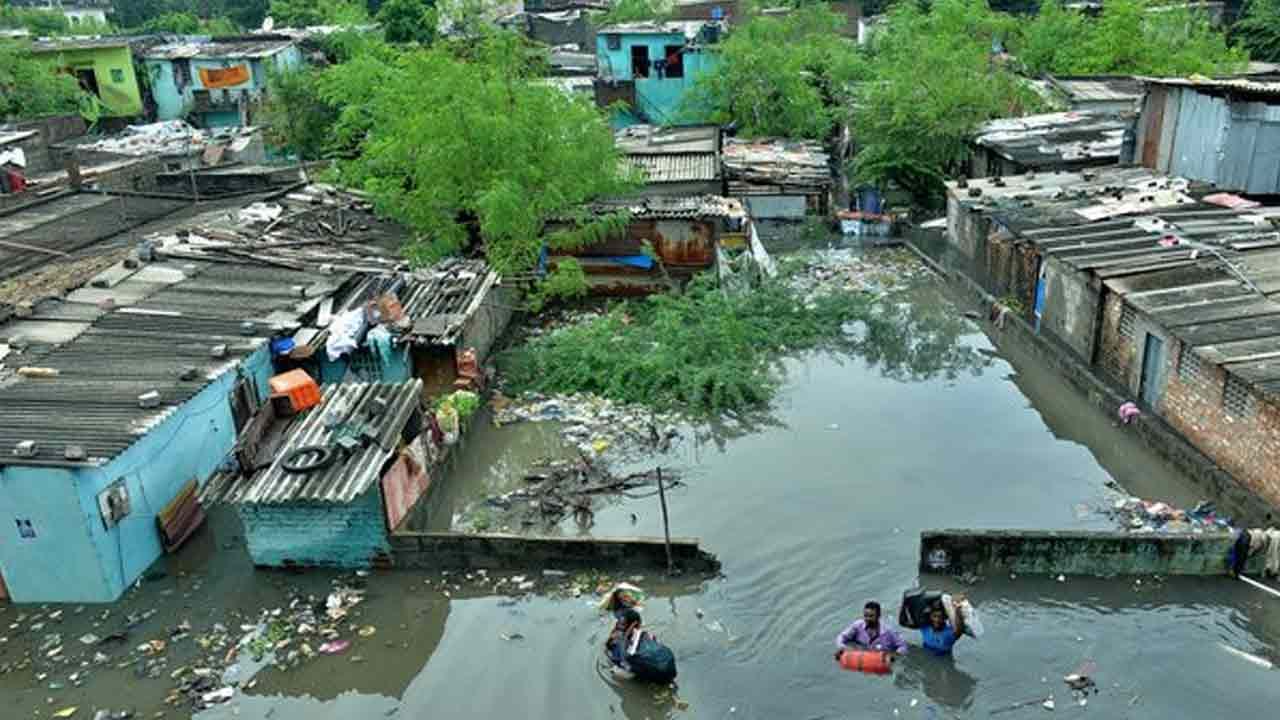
xmin=0 ymin=465 xmax=106 ymax=603
xmin=34 ymin=45 xmax=142 ymax=118
xmin=919 ymin=529 xmax=1262 ymax=577
xmin=595 ymin=32 xmax=718 ymax=125
xmin=1039 ymin=256 xmax=1099 ymax=361
xmin=238 ymin=486 xmax=392 ymax=568
xmin=460 ymin=284 xmax=516 ymax=365
xmin=389 ymin=531 xmax=720 ymax=572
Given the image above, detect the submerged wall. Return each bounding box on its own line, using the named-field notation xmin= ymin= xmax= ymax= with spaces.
xmin=389 ymin=531 xmax=720 ymax=572
xmin=239 ymin=486 xmax=391 ymax=568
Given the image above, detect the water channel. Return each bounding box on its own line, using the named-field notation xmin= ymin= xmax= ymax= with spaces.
xmin=3 ymin=255 xmax=1279 ymax=719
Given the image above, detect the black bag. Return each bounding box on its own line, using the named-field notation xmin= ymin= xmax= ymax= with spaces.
xmin=898 ymin=588 xmax=943 ymax=630
xmin=628 ymin=634 xmax=678 ymax=684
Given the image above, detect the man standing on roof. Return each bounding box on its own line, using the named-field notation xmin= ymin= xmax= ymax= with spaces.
xmin=834 ymin=601 xmax=908 ymax=658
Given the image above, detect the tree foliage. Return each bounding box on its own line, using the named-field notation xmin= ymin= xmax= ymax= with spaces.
xmin=133 ymin=11 xmax=237 ymax=34
xmin=1017 ymin=0 xmax=1246 ymax=76
xmin=594 ymin=0 xmax=672 ymax=26
xmin=1 ymin=6 xmax=70 ymax=35
xmin=1234 ymin=0 xmax=1280 ymax=63
xmin=850 ymin=0 xmax=1041 ymax=202
xmin=316 ymin=32 xmax=637 ymax=274
xmin=377 ymin=0 xmax=437 ymax=44
xmin=263 ymin=67 xmax=341 ymax=160
xmin=112 ymin=0 xmax=270 ymax=30
xmin=686 ymin=4 xmax=863 ymax=139
xmin=268 ymin=0 xmax=369 ymax=27
xmin=0 ymin=42 xmax=88 ymax=120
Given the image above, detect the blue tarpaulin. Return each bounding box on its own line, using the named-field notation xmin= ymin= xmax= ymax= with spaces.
xmin=606 ymin=255 xmax=655 ymax=269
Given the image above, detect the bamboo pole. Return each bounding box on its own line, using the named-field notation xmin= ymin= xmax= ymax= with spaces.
xmin=657 ymin=466 xmax=673 ymax=575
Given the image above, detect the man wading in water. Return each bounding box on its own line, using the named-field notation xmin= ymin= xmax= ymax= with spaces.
xmin=834 ymin=601 xmax=908 ymax=659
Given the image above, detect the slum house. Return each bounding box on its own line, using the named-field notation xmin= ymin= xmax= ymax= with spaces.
xmin=544 ymin=195 xmax=746 ymax=294
xmin=504 ymin=6 xmax=599 ymax=50
xmin=1135 ymin=77 xmax=1280 ymax=196
xmin=141 ymin=37 xmax=301 ymax=127
xmin=0 ymin=257 xmax=344 ymax=603
xmin=146 ymin=187 xmax=510 ymax=395
xmin=722 ymin=136 xmax=832 ymax=220
xmin=967 ymin=111 xmax=1133 ymax=179
xmin=616 ymin=124 xmax=723 ymax=197
xmin=594 ymin=20 xmax=724 ymax=127
xmin=1042 ymin=76 xmax=1144 ymax=115
xmin=203 ymin=380 xmax=433 ymax=568
xmin=29 ymin=37 xmax=144 ymax=119
xmin=944 ymin=168 xmax=1280 ymax=511
xmin=54 ymin=120 xmax=268 ymax=179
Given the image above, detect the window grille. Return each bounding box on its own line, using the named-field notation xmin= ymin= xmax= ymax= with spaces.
xmin=1118 ymin=305 xmax=1136 ymax=340
xmin=1223 ymin=375 xmax=1256 ymax=418
xmin=1178 ymin=344 xmax=1202 ymax=382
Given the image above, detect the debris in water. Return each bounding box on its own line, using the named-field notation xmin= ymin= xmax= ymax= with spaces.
xmin=318 ymin=640 xmax=351 ymax=655
xmin=1042 ymin=697 xmax=1055 ymax=711
xmin=53 ymin=708 xmax=79 ymax=718
xmin=1219 ymin=642 xmax=1275 ymax=669
xmin=358 ymin=626 xmax=377 ymax=638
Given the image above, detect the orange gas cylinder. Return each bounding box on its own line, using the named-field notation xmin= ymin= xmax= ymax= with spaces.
xmin=269 ymin=369 xmax=321 ymax=413
xmin=838 ymin=649 xmax=892 ymax=674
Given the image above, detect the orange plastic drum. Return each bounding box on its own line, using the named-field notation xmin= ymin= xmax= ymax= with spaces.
xmin=838 ymin=649 xmax=892 ymax=674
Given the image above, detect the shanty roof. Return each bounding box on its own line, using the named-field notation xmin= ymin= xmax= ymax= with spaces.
xmin=0 ymin=260 xmax=341 ymax=468
xmin=575 ymin=194 xmax=746 ymax=220
xmin=615 ymin=124 xmax=720 ymax=155
xmin=143 ymin=39 xmax=295 ymax=60
xmin=627 ymin=154 xmax=720 ymax=183
xmin=972 ymin=111 xmax=1130 ymax=169
xmin=1047 ymin=75 xmax=1143 ymax=104
xmin=0 ymin=130 xmax=38 ymax=147
xmin=596 ymin=20 xmax=710 ymax=39
xmin=547 ymin=48 xmax=595 ymax=74
xmin=212 ymin=380 xmax=423 ymax=505
xmin=722 ymin=137 xmax=831 ymax=193
xmin=31 ymin=37 xmax=130 ymax=53
xmin=1140 ymin=76 xmax=1280 ymax=98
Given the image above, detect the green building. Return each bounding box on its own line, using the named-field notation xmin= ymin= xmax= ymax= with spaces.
xmin=30 ymin=37 xmax=143 ymax=118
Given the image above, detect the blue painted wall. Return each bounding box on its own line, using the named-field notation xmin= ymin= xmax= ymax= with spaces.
xmin=0 ymin=345 xmax=271 ymax=603
xmin=237 ymin=486 xmax=391 ymax=568
xmin=596 ymin=31 xmax=719 ymax=126
xmin=144 ymin=46 xmax=302 ymax=125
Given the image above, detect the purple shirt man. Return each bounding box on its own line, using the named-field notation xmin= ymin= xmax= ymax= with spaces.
xmin=835 ymin=601 xmax=908 ymax=655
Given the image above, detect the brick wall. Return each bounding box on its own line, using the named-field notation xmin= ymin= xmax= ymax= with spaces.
xmin=1161 ymin=341 xmax=1280 ymax=509
xmin=238 ymin=486 xmax=391 ymax=568
xmin=1097 ymin=291 xmax=1135 ymax=388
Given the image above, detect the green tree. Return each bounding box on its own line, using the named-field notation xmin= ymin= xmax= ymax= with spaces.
xmin=133 ymin=11 xmax=237 ymax=34
xmin=0 ymin=42 xmax=88 ymax=120
xmin=685 ymin=4 xmax=864 ymax=139
xmin=263 ymin=67 xmax=341 ymax=160
xmin=594 ymin=0 xmax=672 ymax=26
xmin=1234 ymin=0 xmax=1280 ymax=63
xmin=849 ymin=0 xmax=1039 ymax=203
xmin=377 ymin=0 xmax=437 ymax=44
xmin=1017 ymin=0 xmax=1246 ymax=75
xmin=320 ymin=32 xmax=637 ymax=274
xmin=0 ymin=7 xmax=71 ymax=35
xmin=268 ymin=0 xmax=369 ymax=27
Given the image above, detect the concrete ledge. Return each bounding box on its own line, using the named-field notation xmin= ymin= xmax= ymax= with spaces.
xmin=389 ymin=531 xmax=721 ymax=573
xmin=920 ymin=529 xmax=1261 ymax=577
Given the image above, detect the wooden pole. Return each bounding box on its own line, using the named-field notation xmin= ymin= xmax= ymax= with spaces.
xmin=657 ymin=467 xmax=673 ymax=574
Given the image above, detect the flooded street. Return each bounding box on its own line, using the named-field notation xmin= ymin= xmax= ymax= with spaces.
xmin=5 ymin=261 xmax=1280 ymax=719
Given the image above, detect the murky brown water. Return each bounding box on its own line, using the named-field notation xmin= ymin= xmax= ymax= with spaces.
xmin=4 ymin=255 xmax=1279 ymax=719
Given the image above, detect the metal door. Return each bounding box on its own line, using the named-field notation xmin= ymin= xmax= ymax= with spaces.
xmin=1139 ymin=332 xmax=1167 ymax=407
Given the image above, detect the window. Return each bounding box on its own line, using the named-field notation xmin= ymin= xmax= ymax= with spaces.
xmin=110 ymin=68 xmax=124 ymax=84
xmin=1118 ymin=304 xmax=1136 ymax=340
xmin=1178 ymin=344 xmax=1202 ymax=382
xmin=663 ymin=45 xmax=684 ymax=78
xmin=1223 ymin=375 xmax=1256 ymax=418
xmin=631 ymin=45 xmax=650 ymax=78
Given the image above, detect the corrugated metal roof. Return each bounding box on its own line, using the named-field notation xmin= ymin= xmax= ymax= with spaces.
xmin=1048 ymin=76 xmax=1143 ymax=103
xmin=596 ymin=21 xmax=709 ymax=39
xmin=220 ymin=381 xmax=423 ymax=505
xmin=573 ymin=194 xmax=746 ymax=220
xmin=0 ymin=260 xmax=334 ymax=467
xmin=31 ymin=37 xmax=130 ymax=53
xmin=1142 ymin=76 xmax=1280 ymax=97
xmin=973 ymin=111 xmax=1131 ymax=169
xmin=615 ymin=124 xmax=720 ymax=155
xmin=143 ymin=39 xmax=295 ymax=60
xmin=627 ymin=153 xmax=720 ymax=183
xmin=722 ymin=137 xmax=831 ymax=191
xmin=330 ymin=259 xmax=499 ymax=347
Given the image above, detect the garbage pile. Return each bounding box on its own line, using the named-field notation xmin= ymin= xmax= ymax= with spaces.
xmin=785 ymin=248 xmax=931 ymax=303
xmin=491 ymin=391 xmax=682 ymax=461
xmin=470 ymin=456 xmax=682 ymax=532
xmin=75 ymin=121 xmax=257 ymax=158
xmin=1103 ymin=495 xmax=1232 ymax=533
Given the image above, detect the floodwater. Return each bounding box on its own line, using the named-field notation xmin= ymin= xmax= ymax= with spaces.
xmin=5 ymin=255 xmax=1280 ymax=719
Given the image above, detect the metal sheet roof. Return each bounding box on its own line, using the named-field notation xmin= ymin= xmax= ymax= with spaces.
xmin=615 ymin=124 xmax=720 ymax=155
xmin=330 ymin=259 xmax=499 ymax=347
xmin=973 ymin=111 xmax=1130 ymax=169
xmin=221 ymin=381 xmax=423 ymax=505
xmin=596 ymin=21 xmax=710 ymax=39
xmin=0 ymin=260 xmax=332 ymax=467
xmin=31 ymin=37 xmax=130 ymax=52
xmin=627 ymin=153 xmax=720 ymax=183
xmin=722 ymin=137 xmax=831 ymax=191
xmin=1142 ymin=76 xmax=1280 ymax=98
xmin=143 ymin=39 xmax=295 ymax=60
xmin=572 ymin=194 xmax=746 ymax=221
xmin=1047 ymin=76 xmax=1143 ymax=103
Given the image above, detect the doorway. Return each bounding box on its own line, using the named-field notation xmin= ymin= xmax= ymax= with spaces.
xmin=630 ymin=45 xmax=650 ymax=78
xmin=1139 ymin=332 xmax=1167 ymax=408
